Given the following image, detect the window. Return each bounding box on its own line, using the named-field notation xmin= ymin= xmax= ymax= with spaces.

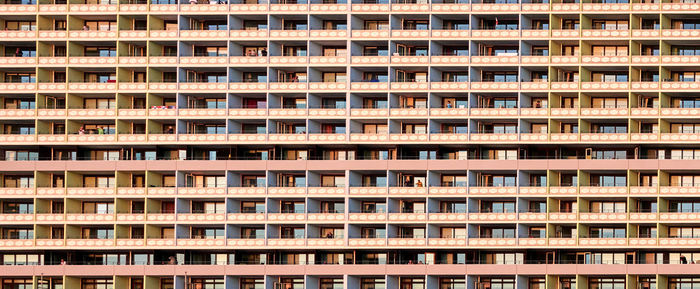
xmin=81 ymin=278 xmax=113 ymax=289
xmin=672 ymin=71 xmax=700 ymax=82
xmin=84 ymin=47 xmax=116 ymax=57
xmin=320 ymin=278 xmax=344 ymax=289
xmin=589 ymin=278 xmax=625 ymax=289
xmin=592 ymin=150 xmax=627 ymax=160
xmin=4 ymin=21 xmax=35 ymax=31
xmin=590 ymin=201 xmax=626 ymax=213
xmin=84 ymin=98 xmax=115 ymax=109
xmin=4 ymin=73 xmax=35 ymax=83
xmin=591 ymin=124 xmax=627 ymax=134
xmin=443 ymin=20 xmax=469 ymax=30
xmin=531 ymin=46 xmax=549 ymax=56
xmin=531 ymin=20 xmax=549 ymax=30
xmin=3 ymin=176 xmax=34 ymax=188
xmin=589 ymin=227 xmax=626 ymax=238
xmin=482 ymin=72 xmax=517 ymax=82
xmin=669 ymin=227 xmax=700 ymax=238
xmin=592 ymin=45 xmax=628 ymax=56
xmin=481 ymin=227 xmax=516 ymax=238
xmin=592 ymin=20 xmax=629 ymax=30
xmin=364 ymin=20 xmax=389 ymax=30
xmin=363 ymin=124 xmax=388 ymax=134
xmin=191 ymin=227 xmax=225 ymax=239
xmin=1 ymin=254 xmax=41 ymax=265
xmin=81 ymin=227 xmax=114 ymax=239
xmin=277 ymin=278 xmax=304 ymax=289
xmin=83 ymin=176 xmax=115 ymax=188
xmin=160 ymin=278 xmax=174 ymax=289
xmin=562 ymin=20 xmax=579 ymax=30
xmin=361 ymin=278 xmax=386 ymax=289
xmin=193 ymin=46 xmax=227 ymax=57
xmin=189 ymin=278 xmax=224 ymax=289
xmin=591 ymin=72 xmax=628 ymax=82
xmin=240 ymin=278 xmax=264 ymax=289
xmin=639 ymin=277 xmax=656 ymax=289
xmin=590 ymin=175 xmax=626 ymax=186
xmin=669 ymin=278 xmax=700 ymax=289
xmin=529 ymin=278 xmax=545 ymax=289
xmin=399 ymin=277 xmax=425 ymax=289
xmin=673 ymin=20 xmax=700 ymax=30
xmin=2 ymin=279 xmax=33 ymax=289
xmin=560 ymin=278 xmax=576 ymax=289
xmin=191 ymin=201 xmax=225 ymax=214
xmin=84 ymin=21 xmax=117 ymax=31
xmin=440 ymin=278 xmax=466 ymax=289
xmin=1 ymin=228 xmax=33 ymax=239
xmin=477 ymin=278 xmax=515 ymax=289
xmin=82 ymin=201 xmax=114 ymax=214
xmin=401 ymin=19 xmax=428 ymax=30
xmin=480 ymin=201 xmax=516 ymax=213
xmin=672 ymin=124 xmax=700 ymax=134
xmin=480 ymin=175 xmax=516 ymax=187
xmin=674 ymin=46 xmax=700 ymax=56
xmin=440 ymin=227 xmax=467 ymax=238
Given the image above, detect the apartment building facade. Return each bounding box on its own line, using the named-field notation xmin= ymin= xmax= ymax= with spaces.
xmin=2 ymin=0 xmax=700 ymax=288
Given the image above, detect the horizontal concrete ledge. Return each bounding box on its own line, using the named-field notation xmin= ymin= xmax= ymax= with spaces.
xmin=2 ymin=264 xmax=700 ymax=277
xmin=0 ymin=159 xmax=692 ymax=172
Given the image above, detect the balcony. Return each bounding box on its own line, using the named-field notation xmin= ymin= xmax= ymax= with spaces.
xmin=579 ymin=212 xmax=627 ymax=222
xmin=149 ymin=30 xmax=178 ymax=39
xmin=578 ymin=238 xmax=627 ymax=246
xmin=579 ymin=186 xmax=627 ymax=195
xmin=661 ymin=81 xmax=700 ymax=91
xmin=469 ymin=133 xmax=518 ymax=142
xmin=180 ymin=56 xmax=227 ymax=65
xmin=387 ymin=238 xmax=426 ymax=247
xmin=391 ymin=55 xmax=428 ymax=65
xmin=431 ymin=29 xmax=469 ymax=39
xmin=580 ymin=107 xmax=628 ymax=117
xmin=581 ymin=55 xmax=629 ymax=65
xmin=390 ymin=29 xmax=429 ymax=38
xmin=350 ymin=81 xmax=388 ymax=91
xmin=549 ymin=212 xmax=577 ymax=222
xmin=469 ymin=186 xmax=517 ymax=195
xmin=177 ymin=213 xmax=227 ymax=222
xmin=0 ymin=82 xmax=35 ymax=93
xmin=388 ymin=212 xmax=425 ymax=222
xmin=0 ymin=213 xmax=33 ymax=223
xmin=468 ymin=237 xmax=517 ymax=247
xmin=179 ymin=108 xmax=228 ymax=118
xmin=67 ymin=108 xmax=115 ymax=118
xmin=180 ymin=3 xmax=228 ymax=12
xmin=471 ymin=29 xmax=519 ymax=39
xmin=351 ymin=29 xmax=390 ymax=39
xmin=351 ymin=2 xmax=389 ymax=13
xmin=269 ymin=29 xmax=308 ymax=39
xmin=309 ymin=29 xmax=347 ymax=38
xmin=580 ymin=82 xmax=629 ymax=91
xmin=548 ymin=238 xmax=577 ymax=246
xmin=179 ymin=30 xmax=228 ymax=39
xmin=0 ymin=30 xmax=35 ymax=40
xmin=430 ymin=133 xmax=469 ymax=143
xmin=309 ymin=3 xmax=347 ymax=12
xmin=468 ymin=212 xmax=517 ymax=222
xmin=581 ymin=29 xmax=630 ymax=38
xmin=307 ymin=212 xmax=345 ymax=222
xmin=67 ymin=30 xmax=117 ymax=39
xmin=0 ymin=108 xmax=34 ymax=119
xmin=660 ymin=133 xmax=700 ymax=142
xmin=67 ymin=82 xmax=116 ymax=91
